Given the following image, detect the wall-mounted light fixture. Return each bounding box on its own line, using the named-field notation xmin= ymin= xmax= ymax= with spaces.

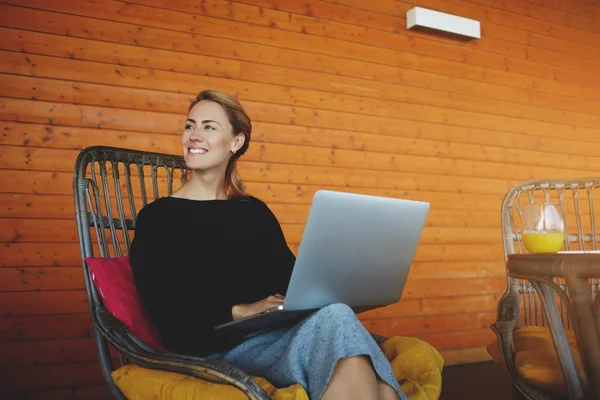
xmin=406 ymin=7 xmax=481 ymax=40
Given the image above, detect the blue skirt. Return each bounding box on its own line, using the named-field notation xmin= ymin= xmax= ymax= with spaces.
xmin=209 ymin=303 xmax=407 ymax=400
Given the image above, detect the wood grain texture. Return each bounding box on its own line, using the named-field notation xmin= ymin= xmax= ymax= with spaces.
xmin=1 ymin=0 xmax=599 ymax=394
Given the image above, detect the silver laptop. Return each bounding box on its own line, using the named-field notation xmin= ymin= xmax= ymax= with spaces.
xmin=215 ymin=190 xmax=429 ymax=332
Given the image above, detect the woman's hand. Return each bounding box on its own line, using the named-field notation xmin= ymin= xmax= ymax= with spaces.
xmin=231 ymin=294 xmax=285 ymax=320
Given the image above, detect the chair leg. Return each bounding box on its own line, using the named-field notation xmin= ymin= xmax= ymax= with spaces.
xmin=93 ymin=328 xmax=127 ymax=400
xmin=531 ymin=282 xmax=586 ymax=400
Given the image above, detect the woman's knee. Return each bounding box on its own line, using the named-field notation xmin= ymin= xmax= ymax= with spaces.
xmin=316 ymin=303 xmax=356 ymax=321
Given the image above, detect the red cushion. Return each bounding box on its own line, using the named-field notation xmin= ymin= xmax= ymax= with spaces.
xmin=86 ymin=256 xmax=167 ymax=352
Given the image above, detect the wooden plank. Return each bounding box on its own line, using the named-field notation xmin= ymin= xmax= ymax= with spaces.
xmin=0 ymin=122 xmax=595 ymax=193
xmin=0 ymin=73 xmax=192 ymax=117
xmin=0 ymin=120 xmax=181 ymax=153
xmin=131 ymin=0 xmax=600 ymax=88
xmin=0 ymin=361 xmax=105 ymax=389
xmin=0 ymin=290 xmax=89 ymax=316
xmin=469 ymin=35 xmax=600 ymax=83
xmin=464 ymin=0 xmax=583 ymax=26
xmin=4 ymin=0 xmax=600 ymax=103
xmin=248 ymin=101 xmax=600 ymax=145
xmin=467 ymin=0 xmax=599 ymax=34
xmin=6 ymin=120 xmax=600 ymax=173
xmin=1 ymin=286 xmax=500 ymax=318
xmin=0 ymin=192 xmax=503 ymax=230
xmin=0 ymin=193 xmax=75 ymax=219
xmin=413 ymin=328 xmax=495 ymax=351
xmin=409 ymin=261 xmax=506 ymax=279
xmin=572 ymin=0 xmax=600 ymax=9
xmin=0 ymin=337 xmax=97 ymax=367
xmin=482 ymin=38 xmax=600 ymax=78
xmin=0 ymin=26 xmax=240 ymax=81
xmin=0 ymin=260 xmax=508 ymax=282
xmin=0 ymin=5 xmax=411 ymax=88
xmin=231 ymin=0 xmax=600 ymax=77
xmin=0 ymin=143 xmax=519 ymax=197
xmin=0 ymin=169 xmax=510 ymax=213
xmin=2 ymin=109 xmax=600 ymax=185
xmin=360 ymin=311 xmax=495 ymax=336
xmin=5 ymin=49 xmax=600 ymax=130
xmin=409 ymin=0 xmax=600 ymax=51
xmin=564 ymin=13 xmax=600 ymax=34
xmin=0 ymin=134 xmax=579 ymax=192
xmin=2 ymin=214 xmax=501 ymax=245
xmin=0 ymin=96 xmax=87 ymax=128
xmin=0 ymin=313 xmax=93 ymax=342
xmin=239 ymin=63 xmax=600 ymax=128
xmin=439 ymin=346 xmax=492 ymax=366
xmin=231 ymin=0 xmax=404 ymax=33
xmin=0 ymin=267 xmax=84 ymax=291
xmin=0 ymin=124 xmax=592 ymax=199
xmin=3 ymin=25 xmax=599 ymax=118
xmin=4 ymin=54 xmax=600 ymax=137
xmin=0 ymin=55 xmax=192 ymax=114
xmin=0 ymin=241 xmax=82 ymax=267
xmin=0 ymin=169 xmax=73 ymax=195
xmin=0 ymin=217 xmax=502 ymax=245
xmin=0 ymin=97 xmax=180 ymax=136
xmin=362 ymin=293 xmax=501 ymax=319
xmin=0 ymin=164 xmax=509 ymax=214
xmin=0 ymin=27 xmax=242 ymax=80
xmin=526 ymin=0 xmax=600 ymax=31
xmin=402 ymin=277 xmax=506 ymax=298
xmin=331 ymin=0 xmax=599 ymax=46
xmin=0 ymin=258 xmax=508 ymax=286
xmin=0 ymin=240 xmax=504 ymax=268
xmin=0 ymin=219 xmax=79 ymax=243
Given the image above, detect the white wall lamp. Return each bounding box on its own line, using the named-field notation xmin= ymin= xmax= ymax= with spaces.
xmin=406 ymin=7 xmax=481 ymax=40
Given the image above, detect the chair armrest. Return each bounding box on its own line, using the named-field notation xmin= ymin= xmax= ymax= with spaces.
xmin=94 ymin=309 xmax=271 ymax=400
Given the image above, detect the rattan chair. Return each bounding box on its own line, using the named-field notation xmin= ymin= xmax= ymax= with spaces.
xmin=73 ymin=146 xmax=387 ymax=399
xmin=491 ymin=178 xmax=600 ymax=400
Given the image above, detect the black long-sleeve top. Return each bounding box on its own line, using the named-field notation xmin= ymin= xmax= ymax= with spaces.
xmin=129 ymin=196 xmax=295 ymax=356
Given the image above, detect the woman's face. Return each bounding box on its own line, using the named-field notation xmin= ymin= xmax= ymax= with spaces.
xmin=182 ymin=100 xmax=244 ymax=171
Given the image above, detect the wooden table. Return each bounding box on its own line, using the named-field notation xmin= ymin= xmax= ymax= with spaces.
xmin=507 ymin=253 xmax=600 ymax=400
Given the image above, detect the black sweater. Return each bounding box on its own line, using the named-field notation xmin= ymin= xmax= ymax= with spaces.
xmin=130 ymin=196 xmax=296 ymax=356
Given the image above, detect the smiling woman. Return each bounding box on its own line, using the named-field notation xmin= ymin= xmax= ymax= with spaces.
xmin=128 ymin=89 xmax=407 ymax=400
xmin=176 ymin=90 xmax=252 ymax=200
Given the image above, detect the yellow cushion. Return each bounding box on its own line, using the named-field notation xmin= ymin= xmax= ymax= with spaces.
xmin=487 ymin=326 xmax=584 ymax=395
xmin=112 ymin=365 xmax=308 ymax=400
xmin=381 ymin=336 xmax=444 ymax=400
xmin=112 ymin=336 xmax=443 ymax=400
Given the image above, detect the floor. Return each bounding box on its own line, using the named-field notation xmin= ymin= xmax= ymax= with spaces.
xmin=440 ymin=361 xmax=525 ymax=400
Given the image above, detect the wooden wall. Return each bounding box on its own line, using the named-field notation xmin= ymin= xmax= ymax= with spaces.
xmin=1 ymin=0 xmax=599 ymax=397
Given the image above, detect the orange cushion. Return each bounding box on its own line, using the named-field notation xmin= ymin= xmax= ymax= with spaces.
xmin=487 ymin=326 xmax=584 ymax=395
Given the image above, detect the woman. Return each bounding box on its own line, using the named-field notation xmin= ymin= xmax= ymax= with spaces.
xmin=130 ymin=90 xmax=406 ymax=400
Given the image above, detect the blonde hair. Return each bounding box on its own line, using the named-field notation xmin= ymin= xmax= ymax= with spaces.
xmin=188 ymin=90 xmax=251 ymax=199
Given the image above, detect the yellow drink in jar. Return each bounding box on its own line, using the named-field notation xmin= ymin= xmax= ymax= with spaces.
xmin=522 ymin=232 xmax=565 ymax=253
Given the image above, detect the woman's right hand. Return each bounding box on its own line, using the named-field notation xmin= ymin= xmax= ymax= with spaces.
xmin=231 ymin=294 xmax=285 ymax=321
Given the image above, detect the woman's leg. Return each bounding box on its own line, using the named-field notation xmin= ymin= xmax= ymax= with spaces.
xmin=322 ymin=356 xmax=379 ymax=400
xmin=379 ymin=381 xmax=402 ymax=400
xmin=214 ymin=304 xmax=407 ymax=400
xmin=322 ymin=355 xmax=402 ymax=400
